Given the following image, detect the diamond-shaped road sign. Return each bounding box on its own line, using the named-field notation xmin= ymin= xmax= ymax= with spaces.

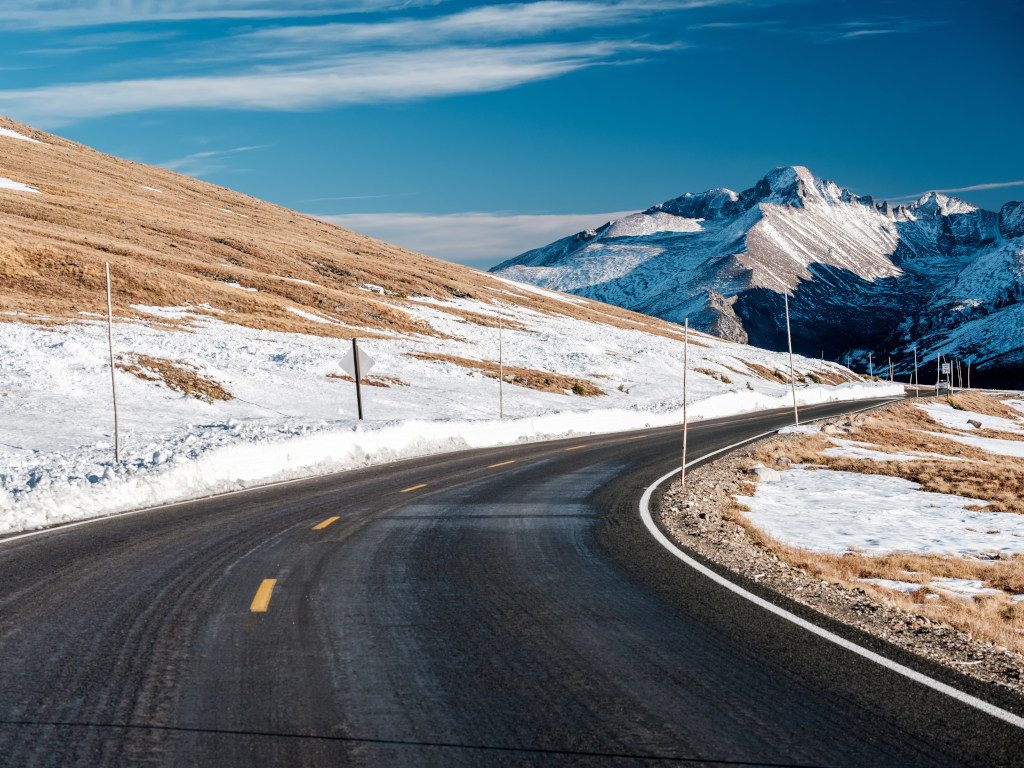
xmin=340 ymin=346 xmax=375 ymax=380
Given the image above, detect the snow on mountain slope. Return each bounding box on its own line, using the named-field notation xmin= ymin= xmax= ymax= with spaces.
xmin=0 ymin=116 xmax=900 ymax=535
xmin=492 ymin=167 xmax=1022 ymax=386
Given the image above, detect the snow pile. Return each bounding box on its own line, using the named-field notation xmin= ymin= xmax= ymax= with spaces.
xmin=0 ymin=127 xmax=41 ymax=143
xmin=0 ymin=177 xmax=40 ymax=194
xmin=0 ymin=291 xmax=900 ymax=535
xmin=916 ymin=402 xmax=1024 ymax=434
xmin=741 ymin=466 xmax=1024 ymax=556
xmin=858 ymin=577 xmax=1010 ymax=601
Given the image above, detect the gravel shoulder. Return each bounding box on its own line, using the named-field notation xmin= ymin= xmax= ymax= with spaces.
xmin=656 ymin=424 xmax=1024 ymax=698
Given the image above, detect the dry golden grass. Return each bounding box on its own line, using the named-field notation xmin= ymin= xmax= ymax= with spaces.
xmin=736 ymin=391 xmax=1024 ymax=652
xmin=327 ymin=373 xmax=408 ymax=388
xmin=0 ymin=115 xmax=706 ymax=347
xmin=408 ymin=352 xmax=605 ymax=396
xmin=117 ymin=354 xmax=232 ymax=403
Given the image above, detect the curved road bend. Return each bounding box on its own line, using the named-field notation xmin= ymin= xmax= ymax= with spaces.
xmin=0 ymin=398 xmax=1022 ymax=766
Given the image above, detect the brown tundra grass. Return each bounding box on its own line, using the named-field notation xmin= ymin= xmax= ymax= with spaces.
xmin=736 ymin=392 xmax=1024 ymax=653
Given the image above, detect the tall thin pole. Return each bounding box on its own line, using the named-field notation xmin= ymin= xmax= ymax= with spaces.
xmin=936 ymin=352 xmax=941 ymax=391
xmin=913 ymin=346 xmax=919 ymax=398
xmin=868 ymin=352 xmax=873 ymax=379
xmin=681 ymin=318 xmax=689 ymax=483
xmin=888 ymin=356 xmax=893 ymax=381
xmin=784 ymin=293 xmax=798 ymax=426
xmin=498 ymin=311 xmax=503 ymax=419
xmin=967 ymin=360 xmax=971 ymax=390
xmin=352 ymin=338 xmax=364 ymax=420
xmin=105 ymin=263 xmax=120 ymax=464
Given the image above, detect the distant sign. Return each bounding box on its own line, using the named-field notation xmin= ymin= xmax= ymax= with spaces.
xmin=340 ymin=346 xmax=375 ymax=380
xmin=941 ymin=363 xmax=951 ymax=374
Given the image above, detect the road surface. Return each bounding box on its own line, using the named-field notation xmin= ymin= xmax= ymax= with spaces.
xmin=1 ymin=397 xmax=1022 ymax=766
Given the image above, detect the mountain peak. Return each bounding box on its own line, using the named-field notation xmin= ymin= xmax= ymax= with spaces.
xmin=910 ymin=191 xmax=978 ymax=216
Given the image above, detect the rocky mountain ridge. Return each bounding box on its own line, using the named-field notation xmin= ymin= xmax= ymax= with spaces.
xmin=492 ymin=167 xmax=1024 ymax=386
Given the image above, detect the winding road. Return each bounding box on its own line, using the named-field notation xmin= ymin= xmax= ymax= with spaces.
xmin=1 ymin=398 xmax=1022 ymax=766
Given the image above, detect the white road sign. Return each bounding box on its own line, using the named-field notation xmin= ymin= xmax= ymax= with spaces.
xmin=340 ymin=346 xmax=375 ymax=379
xmin=941 ymin=363 xmax=951 ymax=374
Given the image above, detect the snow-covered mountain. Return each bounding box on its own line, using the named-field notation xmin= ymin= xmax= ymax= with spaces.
xmin=0 ymin=118 xmax=898 ymax=535
xmin=492 ymin=167 xmax=1024 ymax=387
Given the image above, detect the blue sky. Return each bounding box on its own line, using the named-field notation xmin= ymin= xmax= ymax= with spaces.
xmin=0 ymin=0 xmax=1021 ymax=269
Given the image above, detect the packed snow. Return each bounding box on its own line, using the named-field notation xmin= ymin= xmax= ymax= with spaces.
xmin=0 ymin=177 xmax=40 ymax=194
xmin=741 ymin=466 xmax=1024 ymax=556
xmin=916 ymin=402 xmax=1024 ymax=434
xmin=0 ymin=291 xmax=900 ymax=535
xmin=824 ymin=437 xmax=969 ymax=463
xmin=0 ymin=127 xmax=41 ymax=143
xmin=858 ymin=577 xmax=1009 ymax=601
xmin=926 ymin=432 xmax=1024 ymax=459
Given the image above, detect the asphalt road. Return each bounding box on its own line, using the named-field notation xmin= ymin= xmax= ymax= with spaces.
xmin=1 ymin=397 xmax=1022 ymax=767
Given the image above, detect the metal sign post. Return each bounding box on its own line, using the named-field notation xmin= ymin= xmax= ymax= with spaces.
xmin=105 ymin=263 xmax=120 ymax=464
xmin=340 ymin=340 xmax=375 ymax=420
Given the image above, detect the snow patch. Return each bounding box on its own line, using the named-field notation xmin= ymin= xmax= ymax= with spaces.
xmin=742 ymin=466 xmax=1024 ymax=556
xmin=0 ymin=177 xmax=40 ymax=194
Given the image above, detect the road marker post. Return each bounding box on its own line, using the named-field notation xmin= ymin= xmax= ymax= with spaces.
xmin=784 ymin=294 xmax=798 ymax=426
xmin=105 ymin=263 xmax=121 ymax=464
xmin=681 ymin=318 xmax=689 ymax=484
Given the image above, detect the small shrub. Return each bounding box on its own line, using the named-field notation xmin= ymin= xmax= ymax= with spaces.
xmin=772 ymin=369 xmax=786 ymax=381
xmin=572 ymin=381 xmax=586 ymax=396
xmin=797 ymin=376 xmax=807 ymax=384
xmin=808 ymin=373 xmax=822 ymax=384
xmin=746 ymin=382 xmax=754 ymax=391
xmin=949 ymin=398 xmax=966 ymax=411
xmin=721 ymin=375 xmax=732 ymax=384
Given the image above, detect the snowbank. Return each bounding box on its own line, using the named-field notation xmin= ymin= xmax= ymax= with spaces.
xmin=1 ymin=303 xmax=900 ymax=535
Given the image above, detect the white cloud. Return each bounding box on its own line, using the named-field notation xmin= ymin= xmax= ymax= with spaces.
xmin=0 ymin=0 xmax=442 ymax=29
xmin=314 ymin=210 xmax=636 ymax=268
xmin=240 ymin=0 xmax=689 ymax=48
xmin=886 ymin=180 xmax=1024 ymax=202
xmin=0 ymin=42 xmax=643 ymax=125
xmin=159 ymin=145 xmax=269 ymax=176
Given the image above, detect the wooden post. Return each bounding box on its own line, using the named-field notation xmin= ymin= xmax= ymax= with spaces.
xmin=105 ymin=263 xmax=121 ymax=464
xmin=681 ymin=318 xmax=689 ymax=483
xmin=967 ymin=360 xmax=971 ymax=390
xmin=785 ymin=294 xmax=798 ymax=426
xmin=498 ymin=311 xmax=503 ymax=419
xmin=868 ymin=351 xmax=873 ymax=379
xmin=913 ymin=346 xmax=919 ymax=398
xmin=352 ymin=338 xmax=364 ymax=420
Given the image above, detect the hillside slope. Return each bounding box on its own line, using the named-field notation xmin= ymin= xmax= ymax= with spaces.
xmin=0 ymin=118 xmax=898 ymax=533
xmin=492 ymin=167 xmax=1024 ymax=386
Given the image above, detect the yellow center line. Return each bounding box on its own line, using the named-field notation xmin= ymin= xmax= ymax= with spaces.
xmin=312 ymin=516 xmax=339 ymax=530
xmin=629 ymin=435 xmax=646 ymax=440
xmin=400 ymin=483 xmax=427 ymax=493
xmin=564 ymin=445 xmax=587 ymax=451
xmin=250 ymin=579 xmax=277 ymax=613
xmin=488 ymin=460 xmax=516 ymax=468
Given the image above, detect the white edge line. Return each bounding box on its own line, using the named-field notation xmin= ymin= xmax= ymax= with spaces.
xmin=639 ymin=412 xmax=1024 ymax=731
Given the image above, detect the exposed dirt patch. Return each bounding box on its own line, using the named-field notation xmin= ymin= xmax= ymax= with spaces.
xmin=116 ymin=354 xmax=232 ymax=403
xmin=327 ymin=373 xmax=408 ymax=388
xmin=407 ymin=352 xmax=605 ymax=396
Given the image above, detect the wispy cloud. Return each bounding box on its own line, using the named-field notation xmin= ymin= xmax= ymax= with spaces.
xmin=239 ymin=0 xmax=698 ymax=49
xmin=886 ymin=180 xmax=1024 ymax=203
xmin=0 ymin=41 xmax=654 ymax=125
xmin=805 ymin=17 xmax=945 ymax=42
xmin=315 ymin=210 xmax=635 ymax=267
xmin=159 ymin=144 xmax=268 ymax=176
xmin=0 ymin=0 xmax=445 ymax=29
